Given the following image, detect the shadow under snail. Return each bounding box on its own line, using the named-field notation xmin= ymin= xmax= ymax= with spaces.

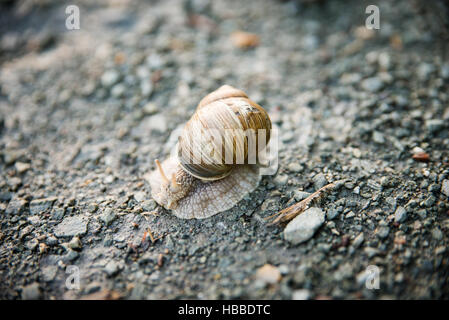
xmin=148 ymin=85 xmax=272 ymax=219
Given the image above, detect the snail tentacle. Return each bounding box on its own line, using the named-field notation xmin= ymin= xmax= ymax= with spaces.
xmin=155 ymin=159 xmax=169 ymax=183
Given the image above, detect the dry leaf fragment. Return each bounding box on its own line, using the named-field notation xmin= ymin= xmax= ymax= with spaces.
xmin=390 ymin=33 xmax=403 ymax=50
xmin=231 ymin=31 xmax=259 ymax=49
xmin=114 ymin=52 xmax=126 ymax=65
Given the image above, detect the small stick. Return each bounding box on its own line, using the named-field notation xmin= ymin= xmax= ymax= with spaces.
xmin=155 ymin=159 xmax=169 ymax=183
xmin=265 ymin=182 xmax=336 ymax=225
xmin=142 ymin=211 xmax=159 ymax=217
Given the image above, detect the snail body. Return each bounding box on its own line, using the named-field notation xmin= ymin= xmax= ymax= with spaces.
xmin=148 ymin=85 xmax=271 ymax=219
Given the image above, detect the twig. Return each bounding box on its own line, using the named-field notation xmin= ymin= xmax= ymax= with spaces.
xmin=153 ymin=233 xmax=167 ymax=242
xmin=265 ymin=182 xmax=336 ymax=225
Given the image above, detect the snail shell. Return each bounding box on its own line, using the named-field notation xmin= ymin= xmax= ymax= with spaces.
xmin=148 ymin=85 xmax=272 ymax=219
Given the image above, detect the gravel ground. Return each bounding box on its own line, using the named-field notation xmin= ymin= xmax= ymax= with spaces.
xmin=0 ymin=0 xmax=448 ymax=300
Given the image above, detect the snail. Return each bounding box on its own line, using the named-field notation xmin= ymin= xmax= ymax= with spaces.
xmin=148 ymin=85 xmax=272 ymax=219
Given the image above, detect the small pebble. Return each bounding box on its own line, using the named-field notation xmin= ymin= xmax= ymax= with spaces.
xmin=283 ymin=208 xmax=325 ymax=244
xmin=101 ymin=70 xmax=120 ymax=87
xmin=21 ymin=283 xmax=42 ymax=300
xmin=69 ymin=236 xmax=82 ymax=250
xmin=292 ymin=289 xmax=311 ymax=300
xmin=100 ymin=208 xmax=117 ymax=226
xmin=352 ymin=233 xmax=364 ymax=248
xmin=287 ymin=162 xmax=303 ymax=173
xmin=441 ymin=180 xmax=449 ymax=198
xmin=15 ymin=162 xmax=31 ymax=173
xmin=54 ymin=216 xmax=88 ymax=237
xmin=104 ymin=261 xmax=122 ymax=277
xmin=361 ymin=77 xmax=383 ymax=92
xmin=313 ymin=173 xmax=327 ymax=190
